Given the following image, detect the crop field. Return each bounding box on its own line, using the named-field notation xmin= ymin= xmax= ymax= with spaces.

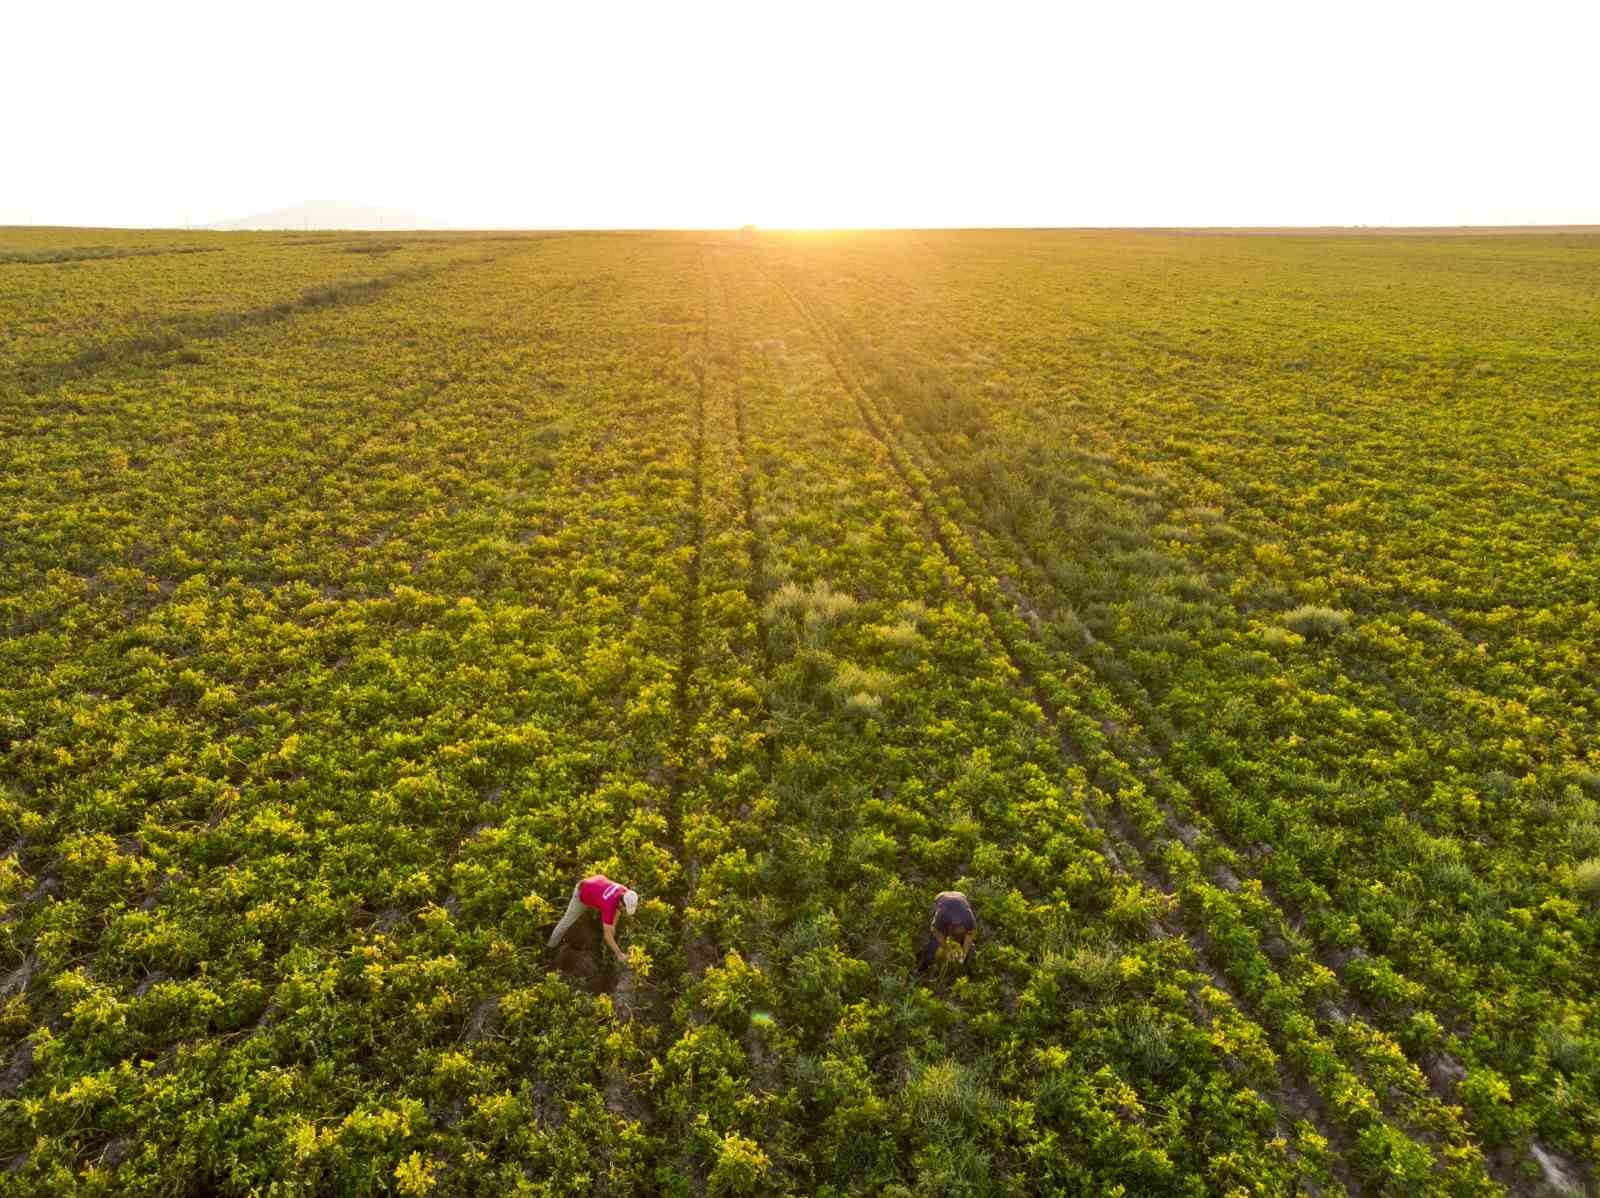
xmin=1 ymin=225 xmax=1596 ymax=1196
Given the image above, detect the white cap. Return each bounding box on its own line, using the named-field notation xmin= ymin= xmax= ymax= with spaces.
xmin=623 ymin=889 xmax=639 ymax=916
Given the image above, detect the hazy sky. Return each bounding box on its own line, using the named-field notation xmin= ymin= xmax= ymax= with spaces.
xmin=6 ymin=0 xmax=1597 ymax=229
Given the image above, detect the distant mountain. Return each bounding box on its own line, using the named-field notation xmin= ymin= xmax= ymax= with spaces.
xmin=206 ymin=201 xmax=448 ymax=231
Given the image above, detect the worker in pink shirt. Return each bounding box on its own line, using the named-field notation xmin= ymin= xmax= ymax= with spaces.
xmin=548 ymin=873 xmax=639 ymax=965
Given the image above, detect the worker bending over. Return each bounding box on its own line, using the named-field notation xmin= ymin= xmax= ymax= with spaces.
xmin=916 ymin=890 xmax=978 ymax=972
xmin=549 ymin=874 xmax=639 ymax=965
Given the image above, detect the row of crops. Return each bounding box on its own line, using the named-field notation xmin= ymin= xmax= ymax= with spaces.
xmin=2 ymin=226 xmax=1594 ymax=1194
xmin=754 ymin=230 xmax=1598 ymax=1193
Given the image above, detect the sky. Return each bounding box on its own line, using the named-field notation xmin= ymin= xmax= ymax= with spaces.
xmin=5 ymin=0 xmax=1598 ymax=230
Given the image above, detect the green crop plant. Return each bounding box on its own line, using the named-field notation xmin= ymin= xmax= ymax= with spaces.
xmin=2 ymin=223 xmax=1595 ymax=1194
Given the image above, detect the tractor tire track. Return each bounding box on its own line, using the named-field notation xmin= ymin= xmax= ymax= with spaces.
xmin=705 ymin=252 xmax=778 ymax=723
xmin=599 ymin=245 xmax=717 ymax=1158
xmin=5 ymin=253 xmax=501 ymax=400
xmin=668 ymin=248 xmax=711 ymax=883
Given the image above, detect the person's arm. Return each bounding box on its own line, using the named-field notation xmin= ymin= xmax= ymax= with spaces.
xmin=962 ymin=930 xmax=977 ymax=962
xmin=602 ymin=919 xmax=627 ymax=964
xmin=915 ymin=929 xmax=943 ymax=973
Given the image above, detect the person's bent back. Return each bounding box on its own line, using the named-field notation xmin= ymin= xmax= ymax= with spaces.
xmin=549 ymin=873 xmax=639 ymax=965
xmin=916 ymin=890 xmax=977 ymax=972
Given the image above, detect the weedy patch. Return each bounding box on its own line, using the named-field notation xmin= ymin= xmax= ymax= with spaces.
xmin=1280 ymin=604 xmax=1351 ymax=638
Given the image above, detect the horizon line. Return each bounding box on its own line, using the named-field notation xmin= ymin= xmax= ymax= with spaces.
xmin=7 ymin=222 xmax=1600 ymax=235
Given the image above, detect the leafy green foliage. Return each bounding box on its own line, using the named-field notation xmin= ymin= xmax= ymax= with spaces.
xmin=3 ymin=224 xmax=1594 ymax=1194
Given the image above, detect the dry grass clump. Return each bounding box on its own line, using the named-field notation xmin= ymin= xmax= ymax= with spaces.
xmin=905 ymin=1059 xmax=999 ymax=1128
xmin=832 ymin=662 xmax=895 ymax=718
xmin=1057 ymin=944 xmax=1123 ymax=996
xmin=1424 ymin=854 xmax=1475 ymax=896
xmin=1258 ymin=625 xmax=1304 ymax=652
xmin=1169 ymin=571 xmax=1213 ymax=600
xmin=765 ymin=580 xmax=859 ymax=652
xmin=1574 ymin=858 xmax=1600 ymax=902
xmin=1114 ymin=547 xmax=1175 ymax=578
xmin=1281 ymin=605 xmax=1350 ymax=639
xmin=843 ymin=691 xmax=882 ymax=717
xmin=764 ymin=580 xmax=856 ymax=624
xmin=1545 ymin=1027 xmax=1591 ymax=1076
xmin=1151 ymin=523 xmax=1201 ymax=544
xmin=876 ymin=619 xmax=924 ymax=652
xmin=1569 ymin=817 xmax=1600 ymax=860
